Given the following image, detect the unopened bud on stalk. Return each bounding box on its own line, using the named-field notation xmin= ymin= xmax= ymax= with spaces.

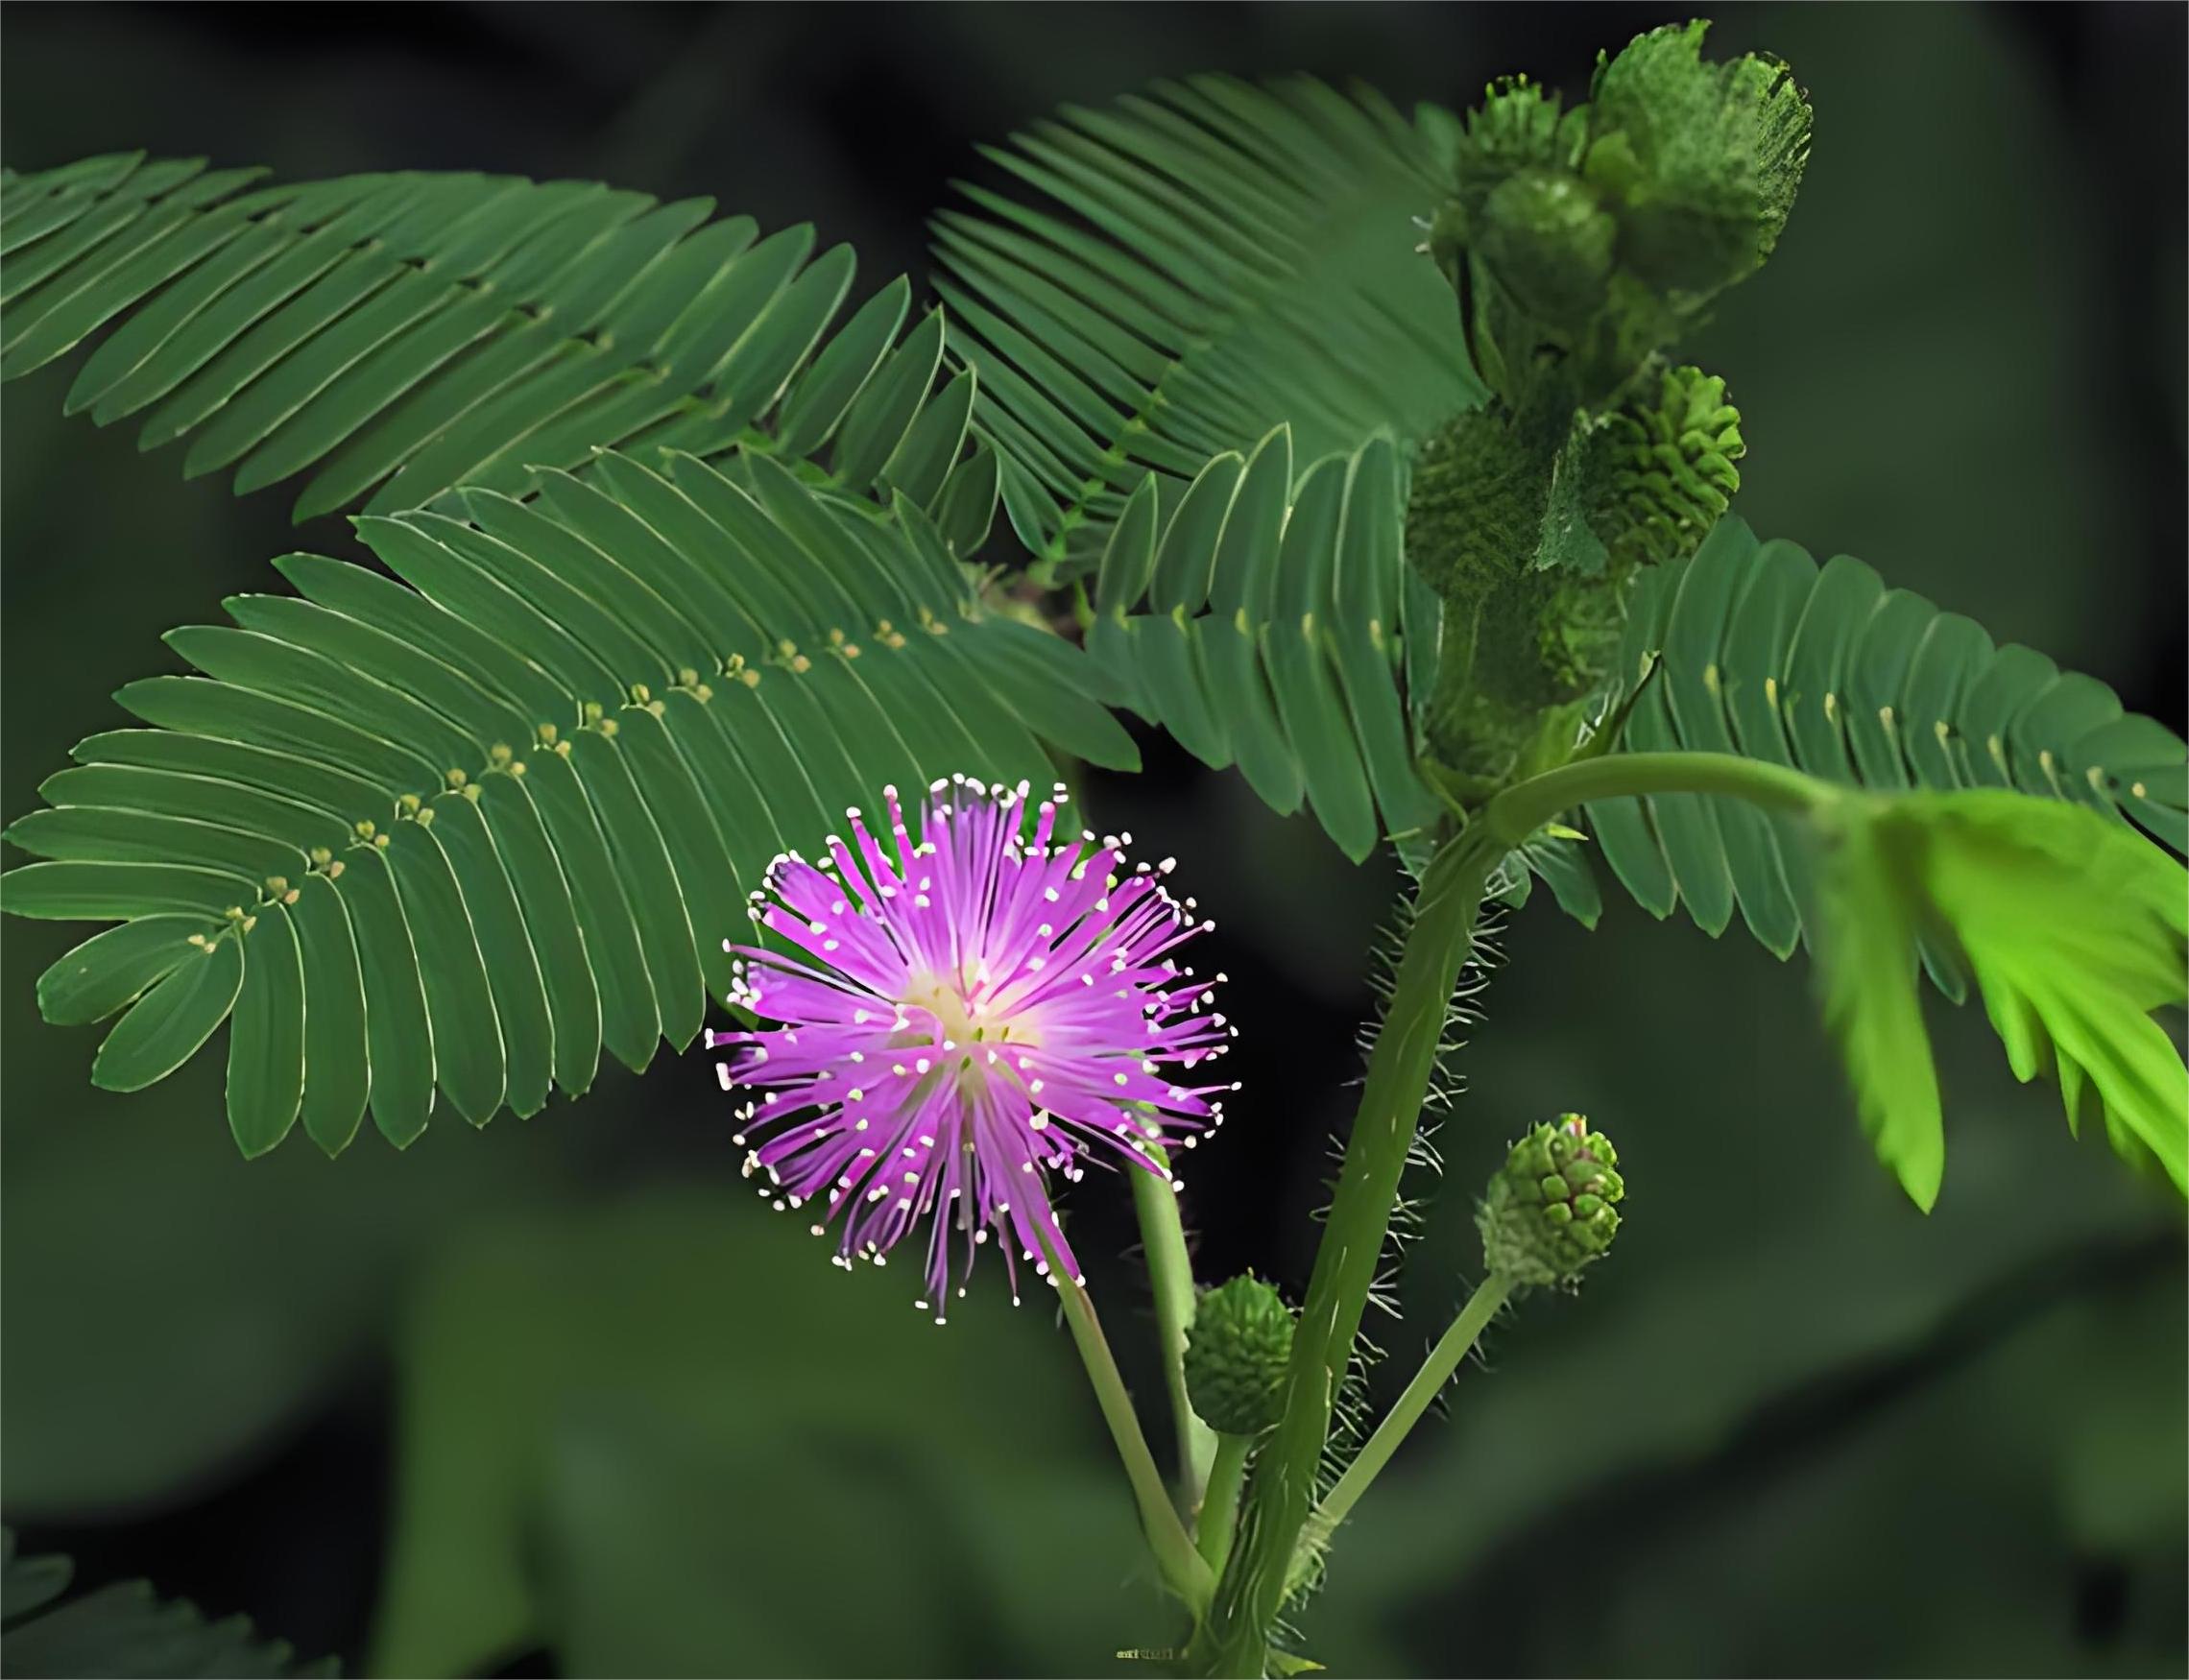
xmin=1185 ymin=1274 xmax=1297 ymax=1435
xmin=1479 ymin=1114 xmax=1624 ymax=1287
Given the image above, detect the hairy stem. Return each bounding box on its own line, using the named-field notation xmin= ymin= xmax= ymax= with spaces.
xmin=1290 ymin=1271 xmax=1514 ymax=1580
xmin=1045 ymin=1234 xmax=1215 ymax=1611
xmin=1133 ymin=1153 xmax=1218 ymax=1500
xmin=1482 ymin=749 xmax=1834 ymax=850
xmin=1190 ymin=834 xmax=1501 ymax=1676
xmin=1181 ymin=751 xmax=1825 ymax=1671
xmin=1196 ymin=1433 xmax=1253 ymax=1574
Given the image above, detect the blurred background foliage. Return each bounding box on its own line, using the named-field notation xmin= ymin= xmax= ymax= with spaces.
xmin=2 ymin=4 xmax=2182 ymax=1676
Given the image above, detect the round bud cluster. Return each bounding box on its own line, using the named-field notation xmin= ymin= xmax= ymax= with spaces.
xmin=1595 ymin=365 xmax=1745 ymax=571
xmin=1478 ymin=1115 xmax=1624 ymax=1288
xmin=1404 ymin=399 xmax=1628 ymax=784
xmin=1183 ymin=1274 xmax=1296 ymax=1436
xmin=1432 ymin=21 xmax=1811 ymax=411
xmin=1407 ymin=23 xmax=1801 ymax=794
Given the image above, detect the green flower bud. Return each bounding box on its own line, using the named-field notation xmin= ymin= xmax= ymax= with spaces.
xmin=1590 ymin=364 xmax=1745 ymax=570
xmin=1407 ymin=402 xmax=1627 ymax=783
xmin=1406 ymin=403 xmax=1565 ymax=605
xmin=1451 ymin=75 xmax=1578 ymax=219
xmin=1479 ymin=1115 xmax=1624 ymax=1288
xmin=1477 ymin=168 xmax=1617 ymax=330
xmin=1427 ymin=24 xmax=1807 ymax=418
xmin=1584 ymin=20 xmax=1813 ymax=298
xmin=1184 ymin=1274 xmax=1296 ymax=1435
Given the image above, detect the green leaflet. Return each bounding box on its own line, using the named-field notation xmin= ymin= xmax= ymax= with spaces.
xmin=1815 ymin=791 xmax=2188 ymax=1207
xmin=771 ymin=276 xmax=911 ymax=460
xmin=1086 ymin=432 xmax=1437 ymax=862
xmin=832 ymin=306 xmax=946 ymax=492
xmin=0 ymin=1526 xmax=334 ymax=1677
xmin=1573 ymin=516 xmax=2189 ymax=989
xmin=382 ymin=817 xmax=506 ymax=1125
xmin=0 ymin=452 xmax=1121 ymax=1152
xmin=1816 ymin=811 xmax=1942 ymax=1208
xmin=0 ymin=154 xmax=998 ymax=555
xmin=471 ymin=771 xmax=601 ymax=1101
xmin=228 ymin=902 xmax=306 ymax=1158
xmin=938 ymin=75 xmax=1482 ymax=569
xmin=34 ymin=914 xmax=219 ymax=1026
xmin=289 ymin=874 xmax=371 ymax=1157
xmin=91 ymin=930 xmax=245 ymax=1093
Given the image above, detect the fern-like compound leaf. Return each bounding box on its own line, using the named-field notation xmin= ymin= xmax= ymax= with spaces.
xmin=1084 ymin=427 xmax=1441 ymax=861
xmin=0 ymin=154 xmax=999 ymax=549
xmin=0 ymin=455 xmax=1132 ymax=1154
xmin=1576 ymin=515 xmax=2189 ymax=995
xmin=934 ymin=76 xmax=1483 ymax=569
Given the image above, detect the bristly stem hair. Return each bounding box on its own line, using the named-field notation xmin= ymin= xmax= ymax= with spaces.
xmin=1289 ymin=1270 xmax=1515 ymax=1583
xmin=1192 ymin=749 xmax=1840 ymax=1674
xmin=1191 ymin=831 xmax=1503 ymax=1674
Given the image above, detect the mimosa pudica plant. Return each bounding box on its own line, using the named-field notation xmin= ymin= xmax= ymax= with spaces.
xmin=0 ymin=19 xmax=2182 ymax=1677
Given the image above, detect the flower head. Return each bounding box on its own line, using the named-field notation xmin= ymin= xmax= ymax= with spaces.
xmin=1478 ymin=1114 xmax=1624 ymax=1287
xmin=1184 ymin=1274 xmax=1296 ymax=1436
xmin=712 ymin=777 xmax=1234 ymax=1319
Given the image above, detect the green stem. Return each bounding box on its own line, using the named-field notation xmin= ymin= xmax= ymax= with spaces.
xmin=1196 ymin=1432 xmax=1253 ymax=1575
xmin=1190 ymin=834 xmax=1502 ymax=1677
xmin=1182 ymin=752 xmax=1827 ymax=1674
xmin=1133 ymin=1154 xmax=1217 ymax=1501
xmin=1290 ymin=1272 xmax=1514 ymax=1581
xmin=1045 ymin=1233 xmax=1215 ymax=1611
xmin=1481 ymin=749 xmax=1833 ymax=851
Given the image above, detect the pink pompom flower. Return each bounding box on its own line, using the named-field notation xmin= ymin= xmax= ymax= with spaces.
xmin=711 ymin=777 xmax=1234 ymax=1320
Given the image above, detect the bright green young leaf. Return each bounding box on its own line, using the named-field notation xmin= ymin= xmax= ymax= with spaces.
xmin=1815 ymin=809 xmax=1943 ymax=1208
xmin=1576 ymin=516 xmax=2189 ymax=992
xmin=1816 ymin=789 xmax=2188 ymax=1207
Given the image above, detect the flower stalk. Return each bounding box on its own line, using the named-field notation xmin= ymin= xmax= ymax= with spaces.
xmin=1046 ymin=1232 xmax=1215 ymax=1611
xmin=1287 ymin=1271 xmax=1512 ymax=1584
xmin=1133 ymin=1155 xmax=1218 ymax=1499
xmin=1190 ymin=832 xmax=1503 ymax=1675
xmin=1481 ymin=749 xmax=1833 ymax=850
xmin=1188 ymin=752 xmax=1829 ymax=1674
xmin=1195 ymin=1432 xmax=1253 ymax=1574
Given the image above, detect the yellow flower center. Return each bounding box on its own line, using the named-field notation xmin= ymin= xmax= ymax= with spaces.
xmin=899 ymin=971 xmax=1041 ymax=1090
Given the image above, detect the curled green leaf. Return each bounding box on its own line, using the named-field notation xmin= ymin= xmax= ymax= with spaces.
xmin=1816 ymin=790 xmax=2189 ymax=1208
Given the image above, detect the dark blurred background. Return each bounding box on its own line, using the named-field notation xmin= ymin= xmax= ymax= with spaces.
xmin=3 ymin=4 xmax=2184 ymax=1675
